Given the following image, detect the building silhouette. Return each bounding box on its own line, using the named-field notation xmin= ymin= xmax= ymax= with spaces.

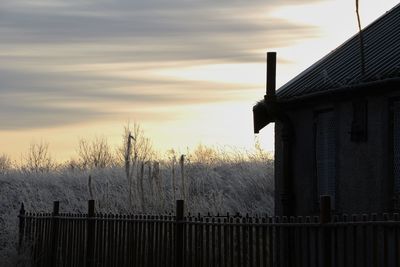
xmin=254 ymin=4 xmax=400 ymax=216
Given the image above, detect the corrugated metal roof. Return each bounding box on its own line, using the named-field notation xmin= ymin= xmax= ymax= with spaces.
xmin=277 ymin=3 xmax=400 ymax=100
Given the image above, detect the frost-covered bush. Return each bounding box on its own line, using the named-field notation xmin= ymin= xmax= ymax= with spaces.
xmin=0 ymin=154 xmax=13 ymax=175
xmin=0 ymin=147 xmax=273 ymax=266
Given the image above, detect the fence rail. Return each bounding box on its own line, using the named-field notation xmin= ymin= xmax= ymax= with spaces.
xmin=18 ymin=196 xmax=400 ymax=267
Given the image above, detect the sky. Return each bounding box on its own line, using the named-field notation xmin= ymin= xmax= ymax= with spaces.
xmin=0 ymin=0 xmax=398 ymax=161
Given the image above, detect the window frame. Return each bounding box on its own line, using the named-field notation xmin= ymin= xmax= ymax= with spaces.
xmin=313 ymin=107 xmax=337 ymax=210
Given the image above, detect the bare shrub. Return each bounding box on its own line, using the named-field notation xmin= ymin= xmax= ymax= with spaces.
xmin=0 ymin=154 xmax=12 ymax=174
xmin=249 ymin=139 xmax=273 ymax=162
xmin=188 ymin=144 xmax=218 ymax=164
xmin=21 ymin=141 xmax=55 ymax=173
xmin=78 ymin=137 xmax=114 ymax=169
xmin=65 ymin=158 xmax=80 ymax=171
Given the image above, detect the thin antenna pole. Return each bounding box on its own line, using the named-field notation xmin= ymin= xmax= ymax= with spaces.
xmin=356 ymin=0 xmax=366 ymax=76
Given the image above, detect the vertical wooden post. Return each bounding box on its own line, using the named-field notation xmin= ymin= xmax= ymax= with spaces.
xmin=266 ymin=51 xmax=276 ymax=100
xmin=18 ymin=203 xmax=25 ymax=253
xmin=175 ymin=200 xmax=184 ymax=267
xmin=320 ymin=195 xmax=332 ymax=267
xmin=50 ymin=201 xmax=60 ymax=266
xmin=86 ymin=200 xmax=95 ymax=267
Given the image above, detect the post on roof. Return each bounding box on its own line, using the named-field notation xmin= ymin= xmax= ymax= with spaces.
xmin=266 ymin=52 xmax=277 ymax=101
xmin=355 ymin=0 xmax=366 ymax=76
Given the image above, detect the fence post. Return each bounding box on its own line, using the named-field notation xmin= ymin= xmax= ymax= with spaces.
xmin=320 ymin=195 xmax=332 ymax=267
xmin=86 ymin=200 xmax=95 ymax=267
xmin=175 ymin=200 xmax=184 ymax=267
xmin=50 ymin=201 xmax=60 ymax=267
xmin=18 ymin=203 xmax=25 ymax=253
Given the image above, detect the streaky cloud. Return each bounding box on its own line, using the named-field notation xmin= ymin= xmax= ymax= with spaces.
xmin=0 ymin=0 xmax=322 ymax=130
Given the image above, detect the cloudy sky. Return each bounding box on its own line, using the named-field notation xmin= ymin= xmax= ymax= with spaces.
xmin=0 ymin=0 xmax=398 ymax=161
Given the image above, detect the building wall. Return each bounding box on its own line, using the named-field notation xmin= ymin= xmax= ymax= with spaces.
xmin=274 ymin=121 xmax=283 ymax=215
xmin=275 ymin=93 xmax=396 ymax=215
xmin=335 ymin=96 xmax=390 ymax=213
xmin=289 ymin=109 xmax=316 ymax=215
xmin=274 ymin=108 xmax=317 ymax=216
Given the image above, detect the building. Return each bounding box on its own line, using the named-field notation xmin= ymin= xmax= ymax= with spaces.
xmin=253 ymin=4 xmax=400 ymax=216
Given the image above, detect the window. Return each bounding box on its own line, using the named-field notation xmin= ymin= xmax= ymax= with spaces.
xmin=315 ymin=110 xmax=336 ymax=205
xmin=351 ymin=99 xmax=368 ymax=142
xmin=392 ymin=101 xmax=400 ymax=195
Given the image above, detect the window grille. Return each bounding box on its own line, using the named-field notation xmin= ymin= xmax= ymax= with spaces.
xmin=315 ymin=110 xmax=336 ymax=206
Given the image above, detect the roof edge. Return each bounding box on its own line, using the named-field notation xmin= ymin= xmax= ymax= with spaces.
xmin=279 ymin=77 xmax=400 ymax=105
xmin=277 ymin=3 xmax=400 ymax=97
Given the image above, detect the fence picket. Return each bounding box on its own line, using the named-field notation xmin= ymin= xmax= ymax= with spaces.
xmin=154 ymin=215 xmax=160 ymax=267
xmin=305 ymin=216 xmax=311 ymax=267
xmin=383 ymin=213 xmax=389 ymax=267
xmin=312 ymin=216 xmax=319 ymax=267
xmin=249 ymin=217 xmax=254 ymax=267
xmin=212 ymin=217 xmax=216 ymax=267
xmin=168 ymin=215 xmax=174 ymax=267
xmin=195 ymin=216 xmax=201 ymax=267
xmin=236 ymin=217 xmax=241 ymax=267
xmin=229 ymin=217 xmax=234 ymax=267
xmin=362 ymin=214 xmax=368 ymax=267
xmin=161 ymin=215 xmax=166 ymax=267
xmin=267 ymin=216 xmax=273 ymax=267
xmin=218 ymin=218 xmax=222 ymax=267
xmin=394 ymin=213 xmax=400 ymax=267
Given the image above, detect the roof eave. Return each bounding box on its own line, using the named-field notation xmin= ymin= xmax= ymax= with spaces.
xmin=253 ymin=100 xmax=273 ymax=134
xmin=278 ymin=77 xmax=400 ymax=107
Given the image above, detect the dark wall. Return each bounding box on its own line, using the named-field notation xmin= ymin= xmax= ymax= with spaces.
xmin=289 ymin=109 xmax=315 ymax=215
xmin=336 ymin=96 xmax=390 ymax=213
xmin=274 ymin=121 xmax=283 ymax=216
xmin=274 ymin=93 xmax=396 ymax=216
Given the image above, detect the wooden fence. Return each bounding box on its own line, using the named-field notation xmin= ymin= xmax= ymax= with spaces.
xmin=18 ymin=196 xmax=400 ymax=267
